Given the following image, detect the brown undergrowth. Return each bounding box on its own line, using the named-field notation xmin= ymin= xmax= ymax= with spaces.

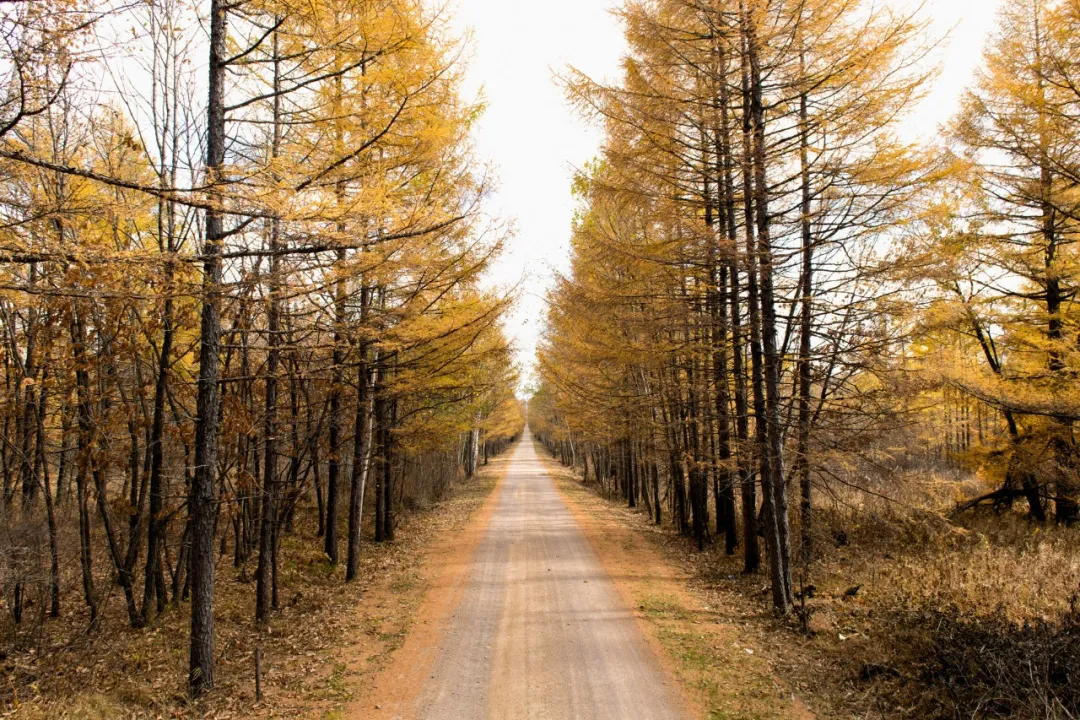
xmin=790 ymin=474 xmax=1080 ymax=719
xmin=0 ymin=448 xmax=512 ymax=719
xmin=544 ymin=449 xmax=1080 ymax=719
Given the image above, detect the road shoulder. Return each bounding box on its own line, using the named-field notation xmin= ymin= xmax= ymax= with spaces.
xmin=328 ymin=446 xmax=513 ymax=720
xmin=538 ymin=441 xmax=814 ymax=720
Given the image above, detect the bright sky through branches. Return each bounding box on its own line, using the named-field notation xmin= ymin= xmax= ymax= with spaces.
xmin=453 ymin=0 xmax=1004 ymax=390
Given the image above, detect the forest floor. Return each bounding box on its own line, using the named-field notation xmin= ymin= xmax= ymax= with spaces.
xmin=1 ymin=449 xmax=513 ymax=719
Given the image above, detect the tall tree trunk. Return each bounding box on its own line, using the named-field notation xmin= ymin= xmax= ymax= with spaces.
xmin=737 ymin=12 xmax=764 ymax=575
xmin=256 ymin=33 xmax=283 ymax=624
xmin=69 ymin=347 xmax=97 ymax=622
xmin=796 ymin=68 xmax=814 ymax=566
xmin=19 ymin=263 xmax=37 ymax=506
xmin=143 ymin=230 xmax=175 ymax=623
xmin=190 ymin=0 xmax=227 ymax=693
xmin=325 ymin=244 xmax=347 ymax=563
xmin=383 ymin=388 xmax=396 ymax=542
xmin=714 ymin=48 xmax=758 ymax=571
xmin=714 ymin=263 xmax=738 ymax=554
xmin=746 ymin=1 xmax=792 ymax=613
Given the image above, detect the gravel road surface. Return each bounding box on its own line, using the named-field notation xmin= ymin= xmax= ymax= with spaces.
xmin=411 ymin=428 xmax=687 ymax=720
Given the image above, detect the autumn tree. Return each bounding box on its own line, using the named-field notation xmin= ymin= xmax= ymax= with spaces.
xmin=0 ymin=0 xmax=522 ymax=699
xmin=537 ymin=0 xmax=935 ymax=616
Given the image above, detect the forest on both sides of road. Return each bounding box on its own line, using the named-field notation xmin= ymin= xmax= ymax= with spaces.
xmin=530 ymin=0 xmax=1080 ymax=717
xmin=3 ymin=0 xmax=1080 ymax=718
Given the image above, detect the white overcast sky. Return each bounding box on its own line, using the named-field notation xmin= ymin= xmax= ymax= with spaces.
xmin=449 ymin=0 xmax=1006 ymax=389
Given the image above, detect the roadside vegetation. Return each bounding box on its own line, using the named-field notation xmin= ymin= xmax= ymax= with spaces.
xmin=0 ymin=0 xmax=525 ymax=711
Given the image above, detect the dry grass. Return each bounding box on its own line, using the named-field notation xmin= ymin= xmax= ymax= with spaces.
xmin=807 ymin=467 xmax=1080 ymax=621
xmin=790 ymin=470 xmax=1080 ymax=718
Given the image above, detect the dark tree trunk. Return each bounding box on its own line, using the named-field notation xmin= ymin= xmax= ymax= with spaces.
xmin=257 ymin=34 xmax=283 ymax=626
xmin=383 ymin=392 xmax=396 ymax=542
xmin=737 ymin=18 xmax=763 ymax=575
xmin=190 ymin=0 xmax=227 ymax=693
xmin=373 ymin=360 xmax=387 ymax=543
xmin=324 ymin=245 xmax=348 ymax=564
xmin=143 ymin=256 xmax=174 ymax=623
xmin=796 ymin=72 xmax=814 ymax=566
xmin=746 ymin=3 xmax=792 ymax=612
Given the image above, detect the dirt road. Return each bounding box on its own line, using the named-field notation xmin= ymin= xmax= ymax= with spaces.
xmin=401 ymin=428 xmax=688 ymax=720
